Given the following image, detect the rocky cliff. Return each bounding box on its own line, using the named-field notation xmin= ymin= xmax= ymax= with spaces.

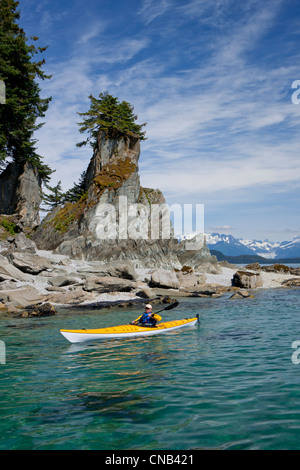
xmin=0 ymin=161 xmax=42 ymax=231
xmin=32 ymin=131 xmax=214 ymax=269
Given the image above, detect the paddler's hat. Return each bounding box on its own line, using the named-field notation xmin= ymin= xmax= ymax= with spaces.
xmin=145 ymin=304 xmax=152 ymax=309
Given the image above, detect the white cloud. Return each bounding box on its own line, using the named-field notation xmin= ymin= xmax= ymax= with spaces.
xmin=208 ymin=225 xmax=235 ymax=234
xmin=31 ymin=0 xmax=300 ymax=223
xmin=77 ymin=22 xmax=106 ymax=45
xmin=140 ymin=136 xmax=300 ymax=203
xmin=138 ymin=0 xmax=173 ymax=25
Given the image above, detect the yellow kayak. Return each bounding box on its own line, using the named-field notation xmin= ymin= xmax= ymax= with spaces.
xmin=60 ymin=315 xmax=199 ymax=343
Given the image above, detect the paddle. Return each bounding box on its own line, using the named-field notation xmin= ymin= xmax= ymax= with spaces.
xmin=152 ymin=301 xmax=179 ymax=315
xmin=130 ymin=301 xmax=179 ymax=325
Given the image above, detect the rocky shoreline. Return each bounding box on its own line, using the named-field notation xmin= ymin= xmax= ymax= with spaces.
xmin=0 ymin=233 xmax=299 ymax=318
xmin=1 ymin=128 xmax=299 ymax=319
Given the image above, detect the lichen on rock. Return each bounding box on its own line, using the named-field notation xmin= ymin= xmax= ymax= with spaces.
xmin=92 ymin=157 xmax=136 ymax=194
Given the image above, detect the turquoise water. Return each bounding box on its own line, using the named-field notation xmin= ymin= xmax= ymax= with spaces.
xmin=1 ymin=288 xmax=300 ymax=450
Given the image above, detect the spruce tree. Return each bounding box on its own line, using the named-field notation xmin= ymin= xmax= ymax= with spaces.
xmin=77 ymin=92 xmax=147 ymax=148
xmin=0 ymin=0 xmax=52 ymax=181
xmin=63 ymin=170 xmax=87 ymax=203
xmin=42 ymin=180 xmax=64 ymax=210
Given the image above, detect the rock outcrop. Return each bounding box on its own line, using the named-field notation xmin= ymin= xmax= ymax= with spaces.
xmin=245 ymin=262 xmax=300 ymax=276
xmin=281 ymin=278 xmax=300 ymax=287
xmin=32 ymin=131 xmax=215 ymax=270
xmin=0 ymin=231 xmax=298 ymax=314
xmin=232 ymin=270 xmax=263 ymax=289
xmin=150 ymin=268 xmax=180 ymax=289
xmin=0 ymin=161 xmax=42 ymax=230
xmin=7 ymin=252 xmax=53 ymax=274
xmin=230 ymin=290 xmax=254 ymax=299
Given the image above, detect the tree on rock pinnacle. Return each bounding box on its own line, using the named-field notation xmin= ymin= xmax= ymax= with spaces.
xmin=76 ymin=92 xmax=147 ymax=149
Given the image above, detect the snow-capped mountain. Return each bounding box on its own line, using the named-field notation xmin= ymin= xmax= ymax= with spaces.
xmin=274 ymin=236 xmax=300 ymax=258
xmin=238 ymin=238 xmax=280 ymax=258
xmin=176 ymin=232 xmax=300 ymax=259
xmin=205 ymin=233 xmax=256 ymax=256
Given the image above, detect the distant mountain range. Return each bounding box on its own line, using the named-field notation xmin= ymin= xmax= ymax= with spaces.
xmin=176 ymin=232 xmax=300 ymax=260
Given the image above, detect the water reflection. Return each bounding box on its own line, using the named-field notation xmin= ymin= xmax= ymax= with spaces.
xmin=60 ymin=336 xmax=173 ymax=405
xmin=54 ymin=320 xmax=203 ymax=444
xmin=77 ymin=388 xmax=158 ymax=422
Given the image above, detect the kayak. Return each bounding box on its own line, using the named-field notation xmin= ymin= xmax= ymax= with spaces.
xmin=60 ymin=315 xmax=199 ymax=343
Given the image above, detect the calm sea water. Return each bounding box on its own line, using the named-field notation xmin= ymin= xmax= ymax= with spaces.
xmin=1 ymin=287 xmax=300 ymax=450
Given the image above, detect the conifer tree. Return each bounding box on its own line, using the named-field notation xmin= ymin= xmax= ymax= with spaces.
xmin=42 ymin=180 xmax=64 ymax=210
xmin=76 ymin=92 xmax=147 ymax=148
xmin=63 ymin=170 xmax=87 ymax=203
xmin=0 ymin=0 xmax=53 ymax=181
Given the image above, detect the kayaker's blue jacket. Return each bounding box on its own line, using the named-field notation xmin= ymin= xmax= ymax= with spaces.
xmin=140 ymin=312 xmax=156 ymax=325
xmin=133 ymin=311 xmax=162 ymax=326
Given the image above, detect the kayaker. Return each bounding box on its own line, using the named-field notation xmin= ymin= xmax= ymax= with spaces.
xmin=131 ymin=304 xmax=161 ymax=327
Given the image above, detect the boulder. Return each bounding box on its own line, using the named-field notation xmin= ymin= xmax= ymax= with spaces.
xmin=83 ymin=276 xmax=136 ymax=293
xmin=245 ymin=262 xmax=261 ymax=271
xmin=135 ymin=286 xmax=154 ymax=299
xmin=7 ymin=252 xmax=52 ymax=274
xmin=149 ymin=269 xmax=180 ymax=289
xmin=0 ymin=259 xmax=33 ymax=282
xmin=7 ymin=233 xmax=37 ymax=253
xmin=77 ymin=261 xmax=137 ymax=280
xmin=232 ymin=270 xmax=263 ymax=289
xmin=22 ymin=302 xmax=57 ymax=318
xmin=0 ymin=286 xmax=45 ymax=308
xmin=181 ymin=285 xmax=226 ymax=298
xmin=105 ymin=262 xmax=137 ymax=281
xmin=230 ymin=290 xmax=254 ymax=299
xmin=45 ymin=288 xmax=95 ymax=305
xmin=176 ymin=268 xmax=198 ymax=288
xmin=260 ymin=264 xmax=300 ymax=276
xmin=194 ymin=261 xmax=222 ymax=274
xmin=281 ymin=278 xmax=300 ymax=287
xmin=290 ymin=267 xmax=300 ymax=276
xmin=48 ymin=275 xmax=83 ymax=288
xmin=261 ymin=264 xmax=290 ymax=274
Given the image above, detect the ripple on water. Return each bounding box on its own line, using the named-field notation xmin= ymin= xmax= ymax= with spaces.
xmin=1 ymin=289 xmax=300 ymax=449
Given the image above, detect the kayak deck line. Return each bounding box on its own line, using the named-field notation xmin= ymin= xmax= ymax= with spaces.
xmin=60 ymin=315 xmax=199 ymax=343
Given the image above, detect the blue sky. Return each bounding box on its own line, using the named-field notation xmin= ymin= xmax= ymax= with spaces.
xmin=17 ymin=0 xmax=300 ymax=242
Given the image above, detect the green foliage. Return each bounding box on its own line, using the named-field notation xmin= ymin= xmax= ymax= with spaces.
xmin=45 ymin=194 xmax=89 ymax=233
xmin=63 ymin=170 xmax=87 ymax=203
xmin=0 ymin=0 xmax=53 ymax=181
xmin=92 ymin=157 xmax=136 ymax=193
xmin=76 ymin=92 xmax=147 ymax=148
xmin=1 ymin=216 xmax=17 ymax=235
xmin=42 ymin=171 xmax=88 ymax=212
xmin=42 ymin=180 xmax=64 ymax=210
